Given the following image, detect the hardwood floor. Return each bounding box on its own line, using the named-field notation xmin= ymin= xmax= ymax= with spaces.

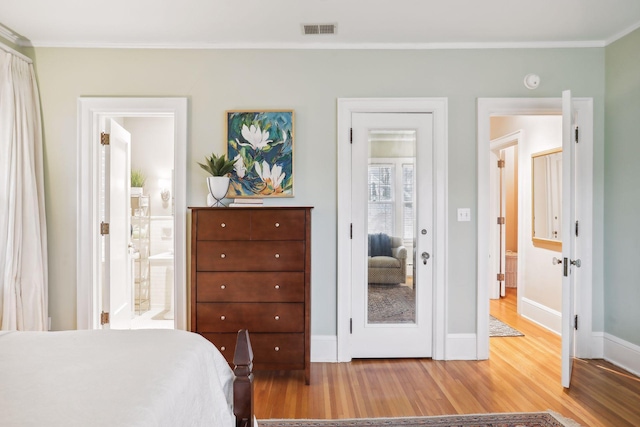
xmin=253 ymin=288 xmax=640 ymax=426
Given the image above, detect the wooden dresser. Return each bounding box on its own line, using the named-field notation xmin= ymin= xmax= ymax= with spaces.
xmin=190 ymin=206 xmax=312 ymax=384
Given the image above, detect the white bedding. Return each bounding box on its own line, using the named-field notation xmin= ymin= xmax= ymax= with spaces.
xmin=0 ymin=329 xmax=235 ymax=426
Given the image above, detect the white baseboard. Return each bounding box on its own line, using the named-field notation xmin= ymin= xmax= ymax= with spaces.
xmin=311 ymin=335 xmax=338 ymax=362
xmin=521 ymin=297 xmax=561 ymax=335
xmin=591 ymin=331 xmax=604 ymax=358
xmin=603 ymin=333 xmax=640 ymax=377
xmin=446 ymin=334 xmax=477 ymax=360
xmin=311 ymin=334 xmax=480 ymax=362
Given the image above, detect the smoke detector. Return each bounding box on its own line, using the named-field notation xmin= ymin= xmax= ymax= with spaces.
xmin=302 ymin=24 xmax=337 ymax=35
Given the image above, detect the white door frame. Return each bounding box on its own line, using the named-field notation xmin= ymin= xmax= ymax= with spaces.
xmin=477 ymin=97 xmax=594 ymax=360
xmin=77 ymin=97 xmax=188 ymax=330
xmin=337 ymin=98 xmax=448 ymax=362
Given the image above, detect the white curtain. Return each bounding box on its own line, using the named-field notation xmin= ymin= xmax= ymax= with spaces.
xmin=0 ymin=48 xmax=48 ymax=331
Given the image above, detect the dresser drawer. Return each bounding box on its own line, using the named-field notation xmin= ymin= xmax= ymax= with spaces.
xmin=251 ymin=210 xmax=306 ymax=241
xmin=195 ymin=302 xmax=304 ymax=333
xmin=201 ymin=332 xmax=304 ymax=367
xmin=197 ymin=272 xmax=304 ymax=302
xmin=196 ymin=241 xmax=304 ymax=271
xmin=196 ymin=209 xmax=251 ymax=241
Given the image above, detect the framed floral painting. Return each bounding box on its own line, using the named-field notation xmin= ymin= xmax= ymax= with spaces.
xmin=226 ymin=110 xmax=294 ymax=198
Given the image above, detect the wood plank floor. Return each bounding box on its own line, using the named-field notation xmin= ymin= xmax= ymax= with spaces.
xmin=253 ymin=289 xmax=640 ymax=426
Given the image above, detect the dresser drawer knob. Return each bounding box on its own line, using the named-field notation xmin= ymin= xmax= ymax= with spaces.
xmin=220 ymin=285 xmax=226 ymax=290
xmin=274 ymin=346 xmax=280 ymax=352
xmin=274 ymin=285 xmax=280 ymax=290
xmin=220 ymin=346 xmax=226 ymax=351
xmin=220 ymin=315 xmax=226 ymax=320
xmin=221 ymin=223 xmax=226 ymax=228
xmin=274 ymin=253 xmax=280 ymax=259
xmin=220 ymin=253 xmax=226 ymax=258
xmin=275 ymin=222 xmax=280 ymax=228
xmin=274 ymin=315 xmax=280 ymax=320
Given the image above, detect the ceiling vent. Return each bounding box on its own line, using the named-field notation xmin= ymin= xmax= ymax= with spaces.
xmin=302 ymin=24 xmax=337 ymax=35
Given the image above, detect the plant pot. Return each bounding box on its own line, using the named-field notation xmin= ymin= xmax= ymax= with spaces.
xmin=207 ymin=176 xmax=230 ymax=207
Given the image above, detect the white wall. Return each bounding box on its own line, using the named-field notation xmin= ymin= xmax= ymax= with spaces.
xmin=491 ymin=115 xmax=563 ymax=331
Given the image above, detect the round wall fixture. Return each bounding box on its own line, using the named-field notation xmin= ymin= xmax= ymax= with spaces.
xmin=524 ymin=73 xmax=540 ymax=89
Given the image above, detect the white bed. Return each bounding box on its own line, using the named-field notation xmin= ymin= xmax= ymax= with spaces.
xmin=0 ymin=329 xmax=243 ymax=426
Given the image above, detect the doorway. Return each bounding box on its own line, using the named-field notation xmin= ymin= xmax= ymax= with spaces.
xmin=488 ymin=116 xmax=564 ymax=351
xmin=477 ymin=98 xmax=594 ymax=363
xmin=77 ymin=98 xmax=188 ymax=330
xmin=336 ymin=98 xmax=448 ymax=362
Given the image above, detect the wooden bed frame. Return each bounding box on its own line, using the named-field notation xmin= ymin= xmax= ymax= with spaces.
xmin=233 ymin=329 xmax=254 ymax=427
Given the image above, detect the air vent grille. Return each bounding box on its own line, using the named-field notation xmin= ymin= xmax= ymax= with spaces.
xmin=302 ymin=24 xmax=337 ymax=35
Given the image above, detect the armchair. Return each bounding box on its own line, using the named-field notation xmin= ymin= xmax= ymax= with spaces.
xmin=367 ymin=234 xmax=407 ymax=285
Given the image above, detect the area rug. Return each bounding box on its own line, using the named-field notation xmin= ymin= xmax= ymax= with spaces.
xmin=368 ymin=284 xmax=415 ymax=323
xmin=490 ymin=316 xmax=524 ymax=337
xmin=258 ymin=411 xmax=582 ymax=427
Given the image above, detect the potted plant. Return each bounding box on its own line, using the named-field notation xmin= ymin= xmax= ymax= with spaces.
xmin=198 ymin=153 xmax=236 ymax=207
xmin=131 ymin=169 xmax=146 ymax=196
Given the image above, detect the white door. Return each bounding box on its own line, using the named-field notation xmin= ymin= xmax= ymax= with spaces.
xmin=561 ymin=90 xmax=577 ymax=388
xmin=102 ymin=119 xmax=132 ymax=330
xmin=490 ymin=149 xmax=508 ymax=298
xmin=351 ymin=112 xmax=433 ymax=357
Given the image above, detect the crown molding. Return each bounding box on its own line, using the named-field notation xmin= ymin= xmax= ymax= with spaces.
xmin=25 ymin=39 xmax=607 ymax=50
xmin=605 ymin=20 xmax=640 ymax=46
xmin=0 ymin=24 xmax=21 ymax=45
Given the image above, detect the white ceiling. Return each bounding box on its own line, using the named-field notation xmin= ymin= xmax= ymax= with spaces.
xmin=2 ymin=0 xmax=640 ymax=49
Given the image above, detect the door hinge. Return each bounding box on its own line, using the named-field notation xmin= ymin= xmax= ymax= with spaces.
xmin=497 ymin=217 xmax=505 ymax=225
xmin=100 ymin=221 xmax=110 ymax=235
xmin=497 ymin=159 xmax=505 ymax=168
xmin=497 ymin=273 xmax=505 ymax=281
xmin=100 ymin=311 xmax=110 ymax=325
xmin=100 ymin=132 xmax=110 ymax=146
xmin=575 ymin=220 xmax=579 ymax=237
xmin=574 ymin=314 xmax=578 ymax=330
xmin=575 ymin=127 xmax=579 ymax=143
xmin=350 ymin=318 xmax=353 ymax=334
xmin=350 ymin=223 xmax=352 ymax=239
xmin=350 ymin=128 xmax=353 ymax=144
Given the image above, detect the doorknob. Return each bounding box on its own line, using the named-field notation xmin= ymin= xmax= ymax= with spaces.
xmin=552 ymin=257 xmax=562 ymax=265
xmin=421 ymin=252 xmax=430 ymax=265
xmin=571 ymin=259 xmax=581 ymax=268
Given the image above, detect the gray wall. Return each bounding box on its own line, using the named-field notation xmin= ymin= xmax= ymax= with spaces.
xmin=605 ymin=29 xmax=640 ymax=345
xmin=29 ymin=47 xmax=606 ymax=337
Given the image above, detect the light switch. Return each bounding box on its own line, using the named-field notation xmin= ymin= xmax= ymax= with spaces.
xmin=457 ymin=208 xmax=471 ymax=222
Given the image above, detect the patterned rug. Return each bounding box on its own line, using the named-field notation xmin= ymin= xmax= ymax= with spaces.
xmin=368 ymin=284 xmax=415 ymax=323
xmin=258 ymin=412 xmax=582 ymax=427
xmin=490 ymin=316 xmax=524 ymax=337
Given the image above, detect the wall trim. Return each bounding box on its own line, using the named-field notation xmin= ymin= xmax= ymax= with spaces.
xmin=24 ymin=41 xmax=607 ymax=50
xmin=446 ymin=334 xmax=477 ymax=360
xmin=591 ymin=331 xmax=604 ymax=359
xmin=477 ymin=97 xmax=594 ymax=361
xmin=336 ymin=98 xmax=448 ymax=362
xmin=520 ymin=297 xmax=561 ymax=335
xmin=604 ymin=333 xmax=640 ymax=377
xmin=311 ymin=335 xmax=338 ymax=363
xmin=77 ymin=98 xmax=188 ymax=330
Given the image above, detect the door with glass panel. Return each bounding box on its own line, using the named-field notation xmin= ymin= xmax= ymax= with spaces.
xmin=351 ymin=112 xmax=433 ymax=357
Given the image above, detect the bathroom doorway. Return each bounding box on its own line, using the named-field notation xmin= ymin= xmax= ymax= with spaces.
xmin=77 ymin=98 xmax=188 ymax=331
